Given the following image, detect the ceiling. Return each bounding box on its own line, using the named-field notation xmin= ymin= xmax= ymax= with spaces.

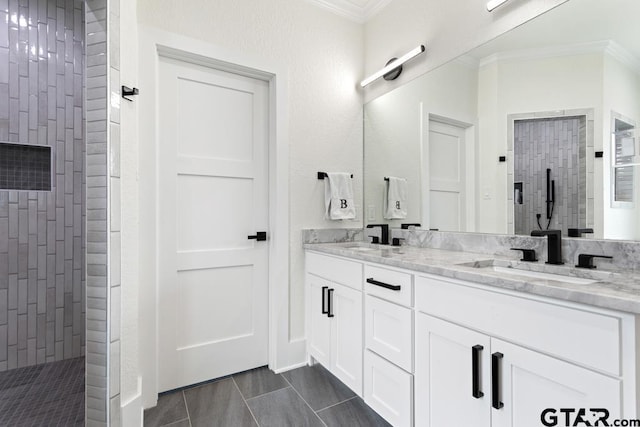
xmin=305 ymin=0 xmax=394 ymax=23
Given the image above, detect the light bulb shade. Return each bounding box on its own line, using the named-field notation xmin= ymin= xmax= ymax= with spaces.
xmin=360 ymin=45 xmax=426 ymax=88
xmin=486 ymin=0 xmax=509 ymax=11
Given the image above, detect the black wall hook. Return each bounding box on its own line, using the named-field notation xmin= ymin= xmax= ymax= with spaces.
xmin=122 ymin=85 xmax=139 ymax=101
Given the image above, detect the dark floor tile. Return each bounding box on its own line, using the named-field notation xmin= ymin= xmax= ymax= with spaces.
xmin=247 ymin=387 xmax=324 ymax=427
xmin=233 ymin=366 xmax=289 ymax=399
xmin=282 ymin=364 xmax=355 ymax=411
xmin=184 ymin=378 xmax=256 ymax=427
xmin=318 ymin=396 xmax=392 ymax=427
xmin=0 ymin=357 xmax=85 ymax=426
xmin=143 ymin=391 xmax=188 ymax=427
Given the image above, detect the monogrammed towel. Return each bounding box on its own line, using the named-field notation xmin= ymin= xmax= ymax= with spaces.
xmin=384 ymin=176 xmax=407 ymax=219
xmin=324 ymin=173 xmax=356 ymax=220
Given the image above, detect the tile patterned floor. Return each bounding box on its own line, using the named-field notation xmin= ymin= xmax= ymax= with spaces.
xmin=0 ymin=357 xmax=85 ymax=426
xmin=144 ymin=364 xmax=391 ymax=427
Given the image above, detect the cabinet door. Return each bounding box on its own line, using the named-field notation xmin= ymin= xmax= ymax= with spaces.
xmin=331 ymin=283 xmax=363 ymax=394
xmin=308 ymin=275 xmax=331 ymax=367
xmin=491 ymin=338 xmax=621 ymax=427
xmin=415 ymin=314 xmax=491 ymax=427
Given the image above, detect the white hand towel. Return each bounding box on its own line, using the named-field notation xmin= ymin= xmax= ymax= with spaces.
xmin=324 ymin=173 xmax=356 ymax=220
xmin=384 ymin=177 xmax=408 ymax=219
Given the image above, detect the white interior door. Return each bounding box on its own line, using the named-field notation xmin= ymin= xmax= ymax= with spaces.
xmin=427 ymin=120 xmax=466 ymax=231
xmin=157 ymin=56 xmax=269 ymax=392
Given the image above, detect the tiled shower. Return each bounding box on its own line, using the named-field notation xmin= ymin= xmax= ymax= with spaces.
xmin=513 ymin=116 xmax=586 ymax=236
xmin=0 ymin=0 xmax=86 ymax=423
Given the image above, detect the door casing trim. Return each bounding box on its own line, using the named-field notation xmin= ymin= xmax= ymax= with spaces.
xmin=138 ymin=26 xmax=298 ymax=408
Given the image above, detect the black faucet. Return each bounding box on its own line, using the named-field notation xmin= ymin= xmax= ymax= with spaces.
xmin=366 ymin=224 xmax=389 ymax=245
xmin=568 ymin=228 xmax=594 ymax=237
xmin=530 ymin=229 xmax=563 ymax=265
xmin=510 ymin=248 xmax=537 ymax=262
xmin=575 ymin=254 xmax=612 ymax=269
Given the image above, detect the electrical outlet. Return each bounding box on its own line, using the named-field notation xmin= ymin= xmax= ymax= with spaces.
xmin=367 ymin=205 xmax=376 ymax=221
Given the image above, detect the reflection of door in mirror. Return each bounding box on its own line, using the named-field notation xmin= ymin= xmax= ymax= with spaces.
xmin=513 ymin=116 xmax=586 ymax=236
xmin=426 ymin=119 xmax=468 ymax=232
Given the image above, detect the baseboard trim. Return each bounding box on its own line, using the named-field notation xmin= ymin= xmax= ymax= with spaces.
xmin=121 ymin=376 xmax=144 ymax=426
xmin=273 ymin=360 xmax=308 ymax=374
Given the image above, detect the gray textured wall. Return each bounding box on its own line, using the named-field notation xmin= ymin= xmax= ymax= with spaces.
xmin=514 ymin=116 xmax=586 ymax=236
xmin=0 ymin=0 xmax=85 ymax=371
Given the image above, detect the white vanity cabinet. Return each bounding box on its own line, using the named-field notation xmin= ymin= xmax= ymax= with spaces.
xmin=363 ymin=264 xmax=414 ymax=427
xmin=305 ymin=248 xmax=639 ymax=427
xmin=306 ymin=252 xmax=363 ymax=394
xmin=415 ymin=273 xmax=632 ymax=427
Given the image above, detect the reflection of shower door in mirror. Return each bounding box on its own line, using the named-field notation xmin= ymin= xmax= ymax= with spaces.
xmin=426 ymin=120 xmax=467 ymax=231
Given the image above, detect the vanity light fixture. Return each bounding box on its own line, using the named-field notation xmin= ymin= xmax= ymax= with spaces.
xmin=360 ymin=45 xmax=426 ymax=88
xmin=486 ymin=0 xmax=509 ymax=11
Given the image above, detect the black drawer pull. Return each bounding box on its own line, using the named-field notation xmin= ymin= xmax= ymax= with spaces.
xmin=366 ymin=278 xmax=401 ymax=291
xmin=327 ymin=288 xmax=335 ymax=318
xmin=321 ymin=286 xmax=328 ymax=315
xmin=472 ymin=345 xmax=484 ymax=399
xmin=492 ymin=352 xmax=504 ymax=410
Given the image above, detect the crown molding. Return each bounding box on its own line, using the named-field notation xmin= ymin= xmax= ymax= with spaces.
xmin=479 ymin=40 xmax=640 ymax=74
xmin=304 ymin=0 xmax=393 ymax=23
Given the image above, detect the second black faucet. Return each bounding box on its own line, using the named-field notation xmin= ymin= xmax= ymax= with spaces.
xmin=530 ymin=229 xmax=563 ymax=265
xmin=366 ymin=224 xmax=389 ymax=245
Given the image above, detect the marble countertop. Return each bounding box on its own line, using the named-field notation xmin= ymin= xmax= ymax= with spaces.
xmin=304 ymin=242 xmax=640 ymax=315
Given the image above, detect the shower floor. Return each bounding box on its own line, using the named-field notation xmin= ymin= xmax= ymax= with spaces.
xmin=0 ymin=357 xmax=84 ymax=426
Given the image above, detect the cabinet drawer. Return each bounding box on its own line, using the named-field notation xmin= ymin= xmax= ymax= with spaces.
xmin=415 ymin=274 xmax=622 ymax=376
xmin=306 ymin=252 xmax=363 ymax=290
xmin=365 ymin=295 xmax=413 ymax=372
xmin=364 ymin=264 xmax=412 ymax=307
xmin=364 ymin=350 xmax=413 ymax=427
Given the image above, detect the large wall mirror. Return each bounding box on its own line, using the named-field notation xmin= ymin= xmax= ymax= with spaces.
xmin=364 ymin=0 xmax=640 ymax=240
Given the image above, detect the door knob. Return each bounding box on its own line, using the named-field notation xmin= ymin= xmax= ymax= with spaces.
xmin=247 ymin=231 xmax=267 ymax=241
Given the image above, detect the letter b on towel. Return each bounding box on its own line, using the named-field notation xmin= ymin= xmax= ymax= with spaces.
xmin=341 ymin=199 xmax=348 ymax=208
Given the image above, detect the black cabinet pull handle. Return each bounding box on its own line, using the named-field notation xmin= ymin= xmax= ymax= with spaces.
xmin=321 ymin=286 xmax=328 ymax=315
xmin=327 ymin=288 xmax=335 ymax=317
xmin=366 ymin=278 xmax=401 ymax=291
xmin=247 ymin=231 xmax=267 ymax=241
xmin=472 ymin=345 xmax=484 ymax=399
xmin=492 ymin=352 xmax=504 ymax=410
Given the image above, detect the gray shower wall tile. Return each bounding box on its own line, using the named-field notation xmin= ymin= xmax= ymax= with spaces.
xmin=0 ymin=0 xmax=85 ymax=372
xmin=514 ymin=117 xmax=586 ymax=236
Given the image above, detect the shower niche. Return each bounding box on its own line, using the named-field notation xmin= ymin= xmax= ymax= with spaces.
xmin=0 ymin=143 xmax=52 ymax=192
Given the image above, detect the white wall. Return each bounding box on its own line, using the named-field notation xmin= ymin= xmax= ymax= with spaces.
xmin=363 ymin=0 xmax=569 ymax=102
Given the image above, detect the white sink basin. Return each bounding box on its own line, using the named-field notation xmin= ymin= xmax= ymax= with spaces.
xmin=477 ymin=265 xmax=598 ymax=285
xmin=343 ymin=244 xmax=380 ymax=252
xmin=458 ymin=260 xmax=606 ymax=285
